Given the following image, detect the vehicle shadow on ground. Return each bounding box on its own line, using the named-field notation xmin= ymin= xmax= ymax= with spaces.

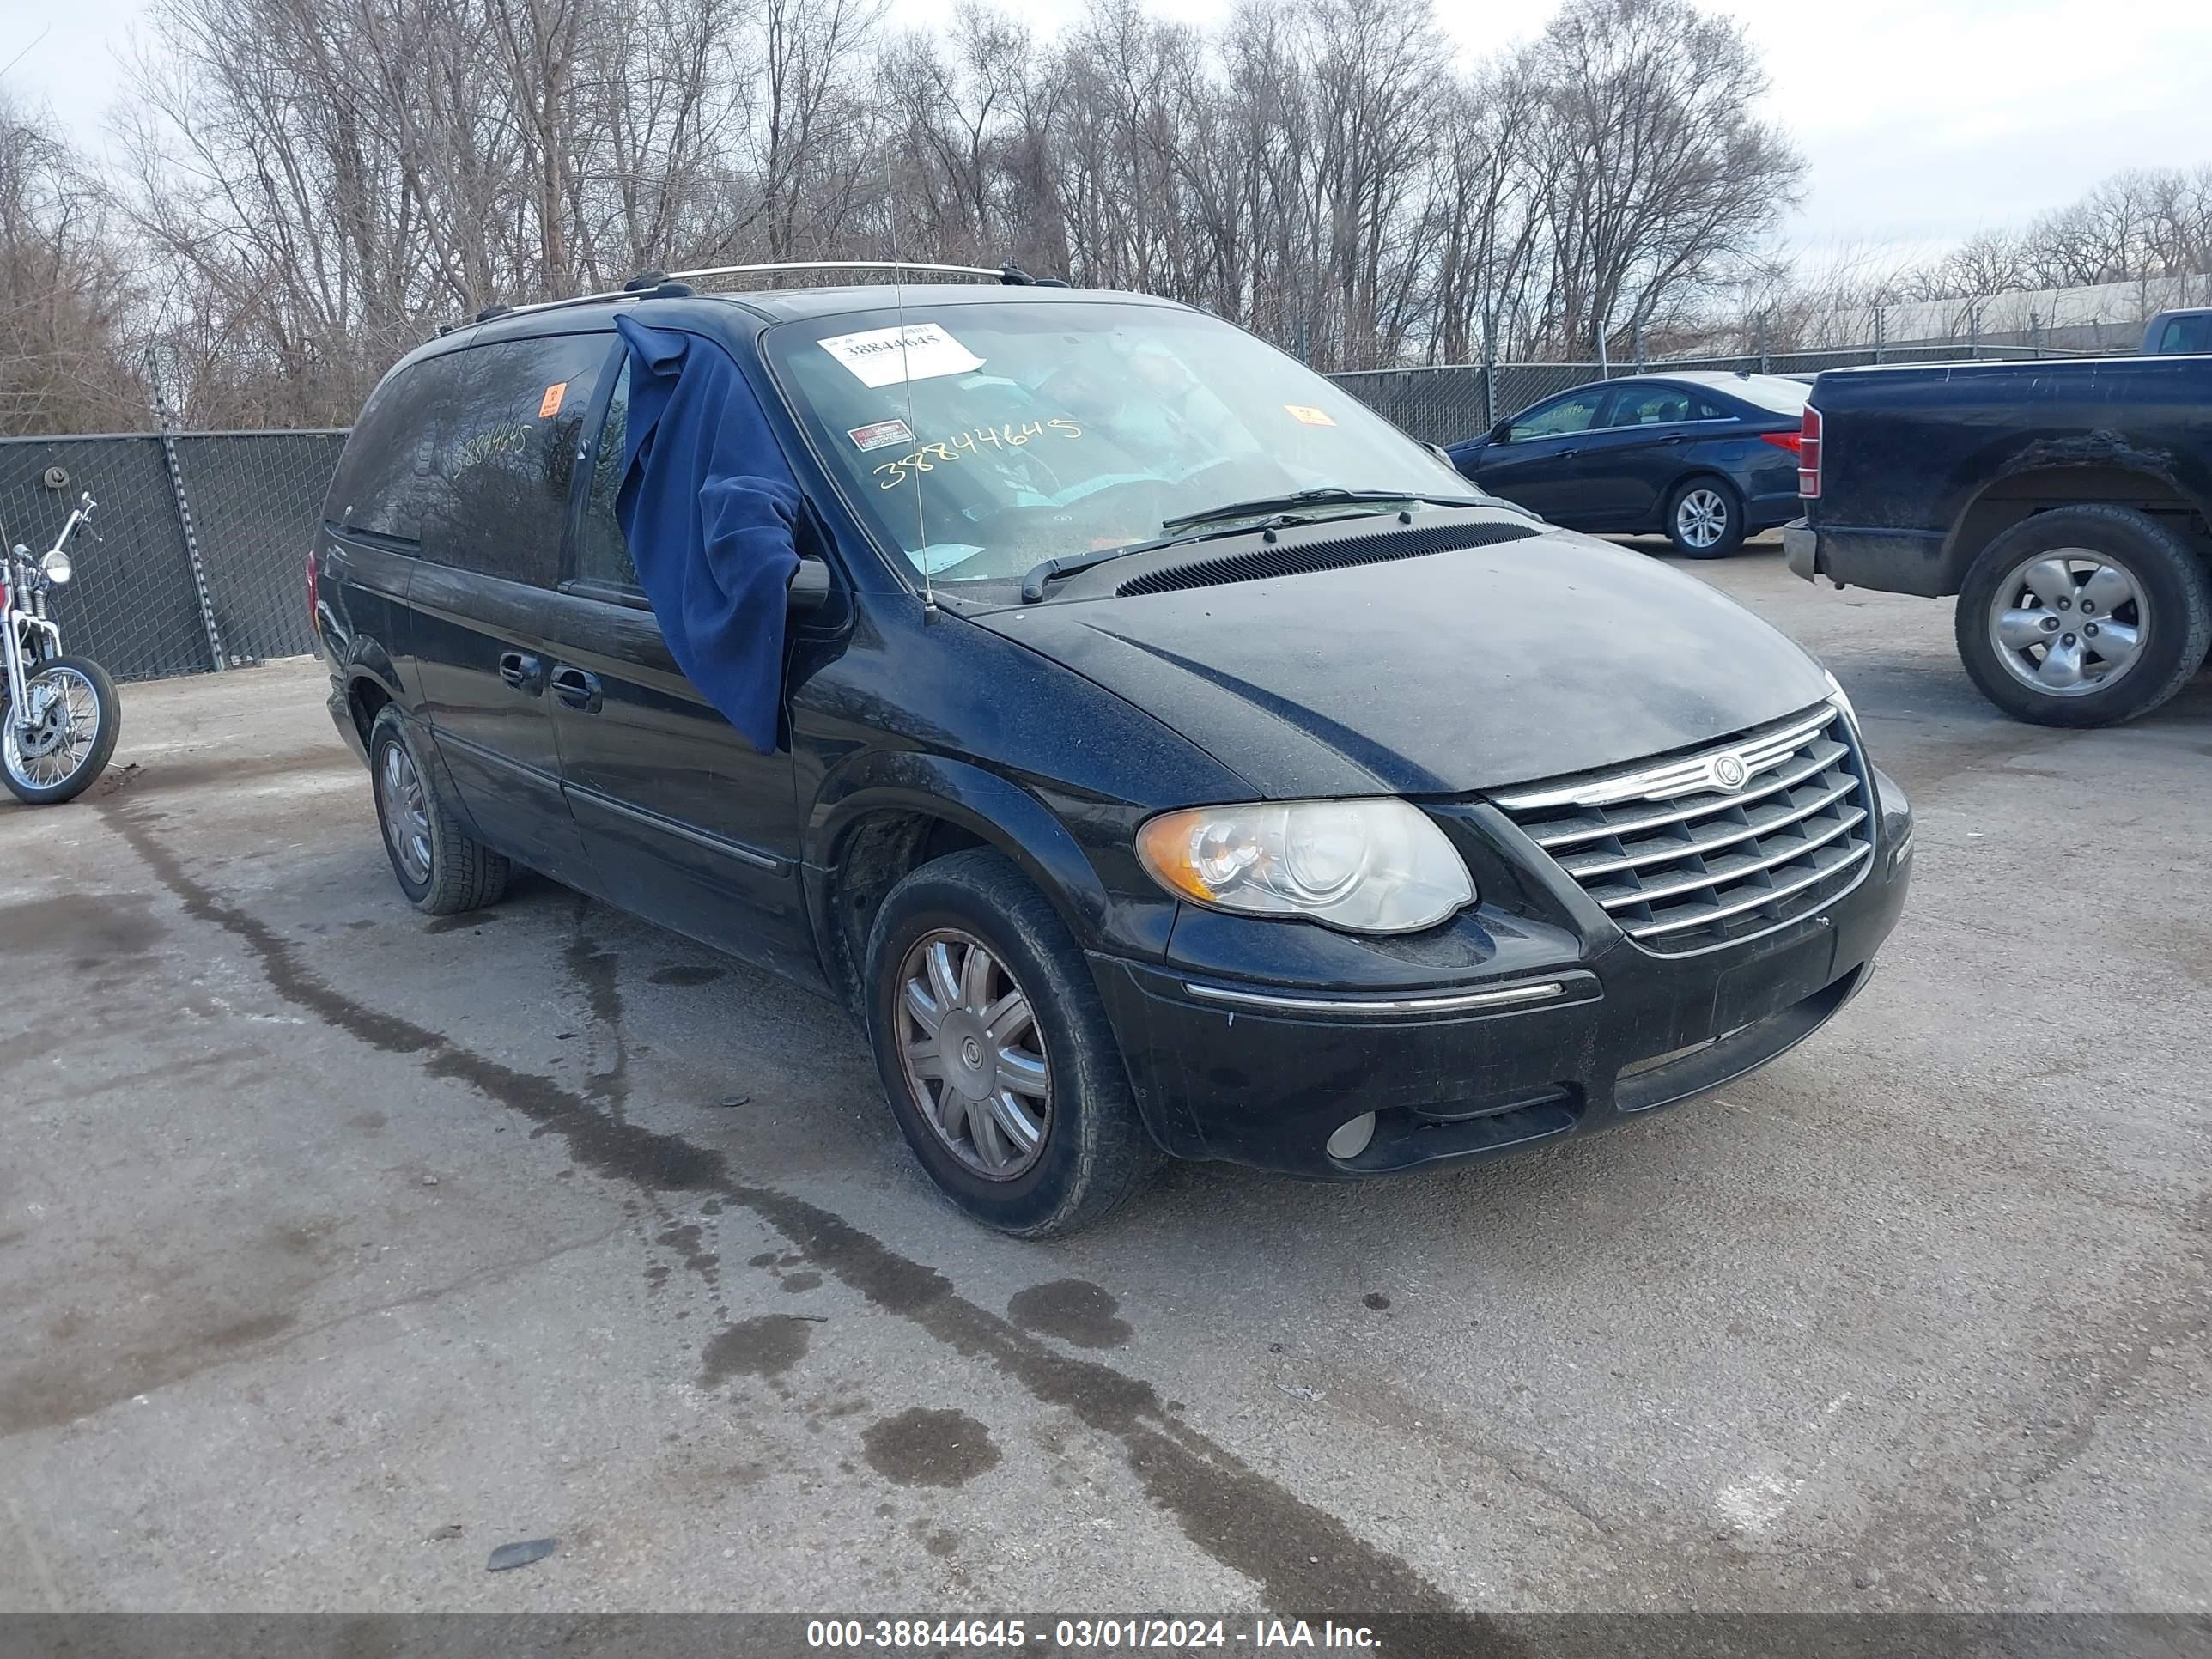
xmin=379 ymin=838 xmax=1721 ymax=1279
xmin=457 ymin=850 xmax=1831 ymax=1285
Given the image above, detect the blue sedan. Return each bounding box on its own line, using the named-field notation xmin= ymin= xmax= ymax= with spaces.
xmin=1445 ymin=371 xmax=1810 ymax=558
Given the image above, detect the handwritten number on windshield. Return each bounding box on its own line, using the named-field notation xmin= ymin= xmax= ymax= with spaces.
xmin=873 ymin=418 xmax=1083 ymax=488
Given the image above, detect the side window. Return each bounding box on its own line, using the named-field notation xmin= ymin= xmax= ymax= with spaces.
xmin=1690 ymin=396 xmax=1728 ymax=421
xmin=2160 ymin=316 xmax=2210 ymax=354
xmin=416 ymin=336 xmax=607 ymax=586
xmin=1510 ymin=389 xmax=1606 ymax=440
xmin=1614 ymin=386 xmax=1694 ymax=426
xmin=576 ymin=356 xmax=640 ymax=588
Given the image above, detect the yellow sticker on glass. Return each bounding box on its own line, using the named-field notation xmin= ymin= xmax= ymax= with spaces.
xmin=1285 ymin=404 xmax=1335 ymax=427
xmin=538 ymin=383 xmax=568 ymax=419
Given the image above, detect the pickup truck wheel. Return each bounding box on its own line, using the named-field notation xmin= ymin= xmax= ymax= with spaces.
xmin=1665 ymin=477 xmax=1745 ymax=559
xmin=864 ymin=847 xmax=1161 ymax=1237
xmin=1956 ymin=507 xmax=2211 ymax=727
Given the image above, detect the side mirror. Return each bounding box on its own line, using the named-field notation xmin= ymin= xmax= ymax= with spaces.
xmin=787 ymin=555 xmax=832 ymax=615
xmin=1488 ymin=419 xmax=1512 ymax=444
xmin=1424 ymin=442 xmax=1455 ymax=468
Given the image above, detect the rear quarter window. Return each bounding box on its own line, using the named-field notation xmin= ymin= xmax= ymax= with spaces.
xmin=327 ymin=334 xmax=610 ymax=586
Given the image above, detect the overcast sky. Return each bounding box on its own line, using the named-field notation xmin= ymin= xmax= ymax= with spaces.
xmin=7 ymin=0 xmax=2209 ymax=265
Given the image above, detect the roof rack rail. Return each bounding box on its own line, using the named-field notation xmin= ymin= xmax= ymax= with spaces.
xmin=446 ymin=259 xmax=1056 ymax=336
xmin=659 ymin=259 xmax=1012 ymax=287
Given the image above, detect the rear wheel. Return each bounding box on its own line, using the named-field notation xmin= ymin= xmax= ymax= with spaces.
xmin=1665 ymin=477 xmax=1745 ymax=559
xmin=864 ymin=848 xmax=1160 ymax=1237
xmin=368 ymin=705 xmax=510 ymax=914
xmin=1954 ymin=506 xmax=2211 ymax=727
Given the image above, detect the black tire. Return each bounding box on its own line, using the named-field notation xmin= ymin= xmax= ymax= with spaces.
xmin=1954 ymin=506 xmax=2212 ymax=729
xmin=2 ymin=654 xmax=120 ymax=805
xmin=863 ymin=847 xmax=1161 ymax=1237
xmin=368 ymin=705 xmax=510 ymax=915
xmin=1664 ymin=476 xmax=1746 ymax=559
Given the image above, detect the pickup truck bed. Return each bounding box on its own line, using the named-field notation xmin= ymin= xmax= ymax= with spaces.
xmin=1787 ymin=354 xmax=2212 ymax=726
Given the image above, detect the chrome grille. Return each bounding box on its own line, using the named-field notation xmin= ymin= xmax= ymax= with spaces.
xmin=1493 ymin=704 xmax=1874 ymax=954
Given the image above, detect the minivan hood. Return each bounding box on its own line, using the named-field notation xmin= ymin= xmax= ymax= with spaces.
xmin=974 ymin=523 xmax=1832 ymax=799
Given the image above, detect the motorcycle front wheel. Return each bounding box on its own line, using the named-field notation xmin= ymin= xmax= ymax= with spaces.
xmin=3 ymin=655 xmax=121 ymax=805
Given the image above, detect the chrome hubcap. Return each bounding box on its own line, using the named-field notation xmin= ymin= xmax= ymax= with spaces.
xmin=3 ymin=666 xmax=100 ymax=789
xmin=894 ymin=929 xmax=1050 ymax=1180
xmin=377 ymin=741 xmax=433 ymax=884
xmin=1676 ymin=489 xmax=1729 ymax=549
xmin=1987 ymin=549 xmax=2144 ymax=697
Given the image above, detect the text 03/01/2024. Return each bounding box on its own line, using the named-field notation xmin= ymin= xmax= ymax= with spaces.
xmin=803 ymin=1618 xmax=1380 ymax=1650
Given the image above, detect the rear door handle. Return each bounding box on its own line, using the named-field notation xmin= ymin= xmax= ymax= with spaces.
xmin=498 ymin=652 xmax=544 ymax=695
xmin=551 ymin=665 xmax=602 ymax=714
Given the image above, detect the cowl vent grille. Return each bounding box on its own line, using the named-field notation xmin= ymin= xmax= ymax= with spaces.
xmin=1114 ymin=520 xmax=1541 ymax=598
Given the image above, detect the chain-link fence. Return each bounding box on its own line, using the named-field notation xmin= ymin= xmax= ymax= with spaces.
xmin=1326 ymin=342 xmax=2069 ymax=447
xmin=0 ymin=329 xmax=2146 ymax=686
xmin=0 ymin=430 xmax=344 ymax=682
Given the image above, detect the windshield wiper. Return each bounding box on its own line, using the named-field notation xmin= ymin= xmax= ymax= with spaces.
xmin=1018 ymin=489 xmax=1485 ymax=603
xmin=1158 ymin=487 xmax=1480 ymax=532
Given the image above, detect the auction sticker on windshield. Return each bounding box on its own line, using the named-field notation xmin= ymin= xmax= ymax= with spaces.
xmin=1284 ymin=404 xmax=1335 ymax=426
xmin=847 ymin=418 xmax=915 ymax=452
xmin=821 ymin=324 xmax=985 ymax=388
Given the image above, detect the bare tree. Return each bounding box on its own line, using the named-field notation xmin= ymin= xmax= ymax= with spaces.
xmin=0 ymin=94 xmax=141 ymax=434
xmin=78 ymin=0 xmax=1856 ymax=426
xmin=1520 ymin=0 xmax=1806 ymax=358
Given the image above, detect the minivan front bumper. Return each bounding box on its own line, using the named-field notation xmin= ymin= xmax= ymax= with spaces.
xmin=1086 ymin=817 xmax=1910 ymax=1180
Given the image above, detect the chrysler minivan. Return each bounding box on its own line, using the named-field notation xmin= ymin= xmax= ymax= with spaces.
xmin=313 ymin=269 xmax=1912 ymax=1236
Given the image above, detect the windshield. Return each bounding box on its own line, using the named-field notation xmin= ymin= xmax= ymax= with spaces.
xmin=763 ymin=300 xmax=1481 ymax=592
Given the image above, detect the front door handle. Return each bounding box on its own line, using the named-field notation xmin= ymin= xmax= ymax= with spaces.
xmin=498 ymin=651 xmax=544 ymax=695
xmin=1556 ymin=447 xmax=1581 ymax=459
xmin=551 ymin=665 xmax=602 ymax=714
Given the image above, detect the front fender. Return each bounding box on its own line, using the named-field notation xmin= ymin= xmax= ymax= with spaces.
xmin=805 ymin=750 xmax=1175 ymax=964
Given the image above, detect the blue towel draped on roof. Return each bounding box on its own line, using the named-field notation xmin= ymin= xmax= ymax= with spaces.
xmin=614 ymin=314 xmax=803 ymax=754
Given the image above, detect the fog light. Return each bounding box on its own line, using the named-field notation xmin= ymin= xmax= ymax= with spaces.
xmin=1325 ymin=1112 xmax=1376 ymax=1160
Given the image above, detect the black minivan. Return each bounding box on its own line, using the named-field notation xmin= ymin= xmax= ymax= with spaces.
xmin=315 ymin=270 xmax=1913 ymax=1236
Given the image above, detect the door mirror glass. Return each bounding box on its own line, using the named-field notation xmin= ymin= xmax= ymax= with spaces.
xmin=787 ymin=556 xmax=832 ymax=614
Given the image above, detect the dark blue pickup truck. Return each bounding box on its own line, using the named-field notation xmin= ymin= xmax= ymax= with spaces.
xmin=1785 ymin=355 xmax=2212 ymax=726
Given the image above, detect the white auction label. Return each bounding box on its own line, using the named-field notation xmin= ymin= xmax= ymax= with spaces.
xmin=819 ymin=323 xmax=985 ymax=388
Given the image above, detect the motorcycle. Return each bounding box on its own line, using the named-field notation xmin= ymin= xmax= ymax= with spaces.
xmin=3 ymin=492 xmax=121 ymax=805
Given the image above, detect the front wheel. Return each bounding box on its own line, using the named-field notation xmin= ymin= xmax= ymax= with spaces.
xmin=1954 ymin=506 xmax=2212 ymax=727
xmin=864 ymin=848 xmax=1161 ymax=1237
xmin=2 ymin=655 xmax=120 ymax=805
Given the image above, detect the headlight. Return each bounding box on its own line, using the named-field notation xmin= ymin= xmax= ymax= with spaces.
xmin=1135 ymin=798 xmax=1474 ymax=933
xmin=40 ymin=550 xmax=71 ymax=586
